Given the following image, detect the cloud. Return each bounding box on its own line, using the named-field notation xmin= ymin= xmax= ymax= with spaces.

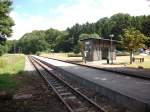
xmin=49 ymin=0 xmax=150 ymax=29
xmin=101 ymin=0 xmax=150 ymax=16
xmin=10 ymin=0 xmax=150 ymax=40
xmin=10 ymin=12 xmax=52 ymax=40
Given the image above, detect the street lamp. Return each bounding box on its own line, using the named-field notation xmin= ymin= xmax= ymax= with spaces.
xmin=109 ymin=34 xmax=114 ymax=64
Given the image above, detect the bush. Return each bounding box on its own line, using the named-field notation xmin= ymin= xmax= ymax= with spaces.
xmin=73 ymin=45 xmax=80 ymax=54
xmin=36 ymin=51 xmax=41 ymax=56
xmin=0 ymin=44 xmax=6 ymax=56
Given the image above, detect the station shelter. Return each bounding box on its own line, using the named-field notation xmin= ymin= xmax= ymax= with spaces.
xmin=81 ymin=37 xmax=116 ymax=61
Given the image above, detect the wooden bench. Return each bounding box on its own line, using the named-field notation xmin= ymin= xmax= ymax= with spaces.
xmin=133 ymin=57 xmax=144 ymax=62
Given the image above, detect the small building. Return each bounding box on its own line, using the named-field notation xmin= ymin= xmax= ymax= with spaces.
xmin=81 ymin=37 xmax=116 ymax=61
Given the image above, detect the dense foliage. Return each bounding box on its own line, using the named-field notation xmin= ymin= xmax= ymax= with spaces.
xmin=11 ymin=13 xmax=150 ymax=54
xmin=0 ymin=0 xmax=14 ymax=56
xmin=122 ymin=28 xmax=148 ymax=63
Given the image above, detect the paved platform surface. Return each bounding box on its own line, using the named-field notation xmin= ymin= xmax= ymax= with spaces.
xmin=78 ymin=63 xmax=150 ymax=80
xmin=24 ymin=56 xmax=35 ymax=71
xmin=42 ymin=55 xmax=150 ymax=79
xmin=34 ymin=55 xmax=150 ymax=105
xmin=79 ymin=62 xmax=150 ymax=79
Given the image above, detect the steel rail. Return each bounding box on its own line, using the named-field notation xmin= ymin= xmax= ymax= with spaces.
xmin=29 ymin=56 xmax=107 ymax=112
xmin=29 ymin=56 xmax=74 ymax=112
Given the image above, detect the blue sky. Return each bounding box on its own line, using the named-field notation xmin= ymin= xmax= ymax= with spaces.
xmin=13 ymin=0 xmax=75 ymax=16
xmin=10 ymin=0 xmax=150 ymax=40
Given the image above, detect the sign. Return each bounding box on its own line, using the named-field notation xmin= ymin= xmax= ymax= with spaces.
xmin=85 ymin=41 xmax=90 ymax=45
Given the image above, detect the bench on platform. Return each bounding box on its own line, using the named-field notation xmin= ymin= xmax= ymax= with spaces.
xmin=133 ymin=57 xmax=144 ymax=62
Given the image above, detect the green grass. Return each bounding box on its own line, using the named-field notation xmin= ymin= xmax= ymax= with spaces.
xmin=0 ymin=54 xmax=25 ymax=74
xmin=0 ymin=54 xmax=25 ymax=93
xmin=41 ymin=53 xmax=83 ymax=62
xmin=127 ymin=55 xmax=150 ymax=69
xmin=115 ymin=55 xmax=150 ymax=68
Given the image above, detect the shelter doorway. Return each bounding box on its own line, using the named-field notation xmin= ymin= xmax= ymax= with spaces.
xmin=102 ymin=48 xmax=109 ymax=59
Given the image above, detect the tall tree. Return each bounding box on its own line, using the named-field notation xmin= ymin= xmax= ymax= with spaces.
xmin=0 ymin=0 xmax=14 ymax=56
xmin=0 ymin=0 xmax=14 ymax=37
xmin=96 ymin=17 xmax=110 ymax=38
xmin=18 ymin=30 xmax=49 ymax=54
xmin=54 ymin=31 xmax=71 ymax=52
xmin=141 ymin=16 xmax=150 ymax=47
xmin=110 ymin=13 xmax=132 ymax=40
xmin=45 ymin=28 xmax=64 ymax=50
xmin=122 ymin=28 xmax=147 ymax=64
xmin=15 ymin=13 xmax=150 ymax=54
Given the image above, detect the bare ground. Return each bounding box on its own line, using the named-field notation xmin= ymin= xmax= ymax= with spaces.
xmin=0 ymin=71 xmax=67 ymax=112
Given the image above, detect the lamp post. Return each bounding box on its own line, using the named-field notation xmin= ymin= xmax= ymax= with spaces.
xmin=109 ymin=34 xmax=114 ymax=64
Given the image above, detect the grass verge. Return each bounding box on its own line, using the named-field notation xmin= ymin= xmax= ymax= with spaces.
xmin=0 ymin=54 xmax=25 ymax=93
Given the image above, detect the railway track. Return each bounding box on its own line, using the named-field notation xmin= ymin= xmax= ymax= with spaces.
xmin=29 ymin=56 xmax=107 ymax=112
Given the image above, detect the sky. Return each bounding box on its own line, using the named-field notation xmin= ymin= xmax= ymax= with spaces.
xmin=10 ymin=0 xmax=150 ymax=40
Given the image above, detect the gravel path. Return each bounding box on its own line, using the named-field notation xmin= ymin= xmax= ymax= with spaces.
xmin=24 ymin=56 xmax=35 ymax=71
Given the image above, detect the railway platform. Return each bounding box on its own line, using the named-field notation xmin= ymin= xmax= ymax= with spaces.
xmin=33 ymin=55 xmax=150 ymax=112
xmin=41 ymin=55 xmax=150 ymax=79
xmin=80 ymin=61 xmax=150 ymax=80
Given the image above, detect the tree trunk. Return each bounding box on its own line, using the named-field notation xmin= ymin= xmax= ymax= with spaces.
xmin=130 ymin=51 xmax=133 ymax=64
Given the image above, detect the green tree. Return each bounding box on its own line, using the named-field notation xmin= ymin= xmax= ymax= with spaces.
xmin=141 ymin=16 xmax=150 ymax=47
xmin=18 ymin=30 xmax=49 ymax=54
xmin=110 ymin=13 xmax=132 ymax=40
xmin=79 ymin=33 xmax=99 ymax=41
xmin=14 ymin=13 xmax=150 ymax=54
xmin=95 ymin=17 xmax=110 ymax=38
xmin=122 ymin=28 xmax=147 ymax=64
xmin=0 ymin=0 xmax=14 ymax=37
xmin=0 ymin=44 xmax=6 ymax=55
xmin=79 ymin=33 xmax=90 ymax=41
xmin=45 ymin=28 xmax=64 ymax=50
xmin=0 ymin=0 xmax=14 ymax=56
xmin=54 ymin=31 xmax=71 ymax=52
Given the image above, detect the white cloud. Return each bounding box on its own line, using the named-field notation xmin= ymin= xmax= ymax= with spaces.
xmin=101 ymin=0 xmax=150 ymax=16
xmin=10 ymin=0 xmax=150 ymax=40
xmin=51 ymin=0 xmax=150 ymax=29
xmin=10 ymin=12 xmax=52 ymax=40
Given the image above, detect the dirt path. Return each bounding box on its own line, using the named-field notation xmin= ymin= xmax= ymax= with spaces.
xmin=24 ymin=56 xmax=35 ymax=71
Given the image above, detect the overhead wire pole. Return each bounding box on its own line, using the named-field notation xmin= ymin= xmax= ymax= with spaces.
xmin=110 ymin=34 xmax=114 ymax=64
